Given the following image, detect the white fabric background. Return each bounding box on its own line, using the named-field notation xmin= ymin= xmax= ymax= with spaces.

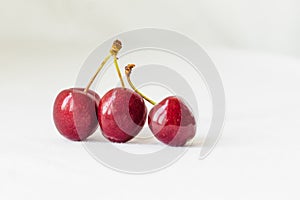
xmin=1 ymin=0 xmax=300 ymax=57
xmin=1 ymin=1 xmax=300 ymax=200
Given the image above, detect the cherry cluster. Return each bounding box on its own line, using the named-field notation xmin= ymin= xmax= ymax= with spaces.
xmin=53 ymin=40 xmax=196 ymax=146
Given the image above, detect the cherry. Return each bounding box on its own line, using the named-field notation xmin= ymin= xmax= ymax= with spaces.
xmin=125 ymin=64 xmax=196 ymax=146
xmin=53 ymin=40 xmax=122 ymax=141
xmin=97 ymin=42 xmax=147 ymax=143
xmin=98 ymin=88 xmax=147 ymax=143
xmin=53 ymin=88 xmax=99 ymax=141
xmin=148 ymin=96 xmax=196 ymax=146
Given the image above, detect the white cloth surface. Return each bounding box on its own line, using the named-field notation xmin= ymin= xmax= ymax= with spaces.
xmin=1 ymin=43 xmax=300 ymax=200
xmin=1 ymin=0 xmax=300 ymax=56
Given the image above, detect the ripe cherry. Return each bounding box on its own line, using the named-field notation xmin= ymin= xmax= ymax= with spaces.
xmin=98 ymin=88 xmax=147 ymax=143
xmin=53 ymin=40 xmax=122 ymax=141
xmin=97 ymin=42 xmax=147 ymax=143
xmin=148 ymin=96 xmax=196 ymax=146
xmin=53 ymin=88 xmax=99 ymax=141
xmin=125 ymin=64 xmax=196 ymax=146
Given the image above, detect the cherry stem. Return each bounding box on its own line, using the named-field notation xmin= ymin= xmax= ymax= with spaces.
xmin=125 ymin=64 xmax=157 ymax=105
xmin=113 ymin=55 xmax=125 ymax=88
xmin=84 ymin=54 xmax=111 ymax=93
xmin=84 ymin=40 xmax=124 ymax=93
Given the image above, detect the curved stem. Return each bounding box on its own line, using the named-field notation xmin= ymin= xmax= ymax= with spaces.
xmin=125 ymin=64 xmax=156 ymax=105
xmin=84 ymin=54 xmax=111 ymax=93
xmin=84 ymin=40 xmax=123 ymax=93
xmin=113 ymin=55 xmax=125 ymax=88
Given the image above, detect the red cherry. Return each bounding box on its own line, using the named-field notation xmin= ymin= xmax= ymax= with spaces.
xmin=125 ymin=64 xmax=196 ymax=146
xmin=53 ymin=88 xmax=100 ymax=141
xmin=53 ymin=40 xmax=124 ymax=141
xmin=148 ymin=96 xmax=196 ymax=146
xmin=98 ymin=87 xmax=147 ymax=143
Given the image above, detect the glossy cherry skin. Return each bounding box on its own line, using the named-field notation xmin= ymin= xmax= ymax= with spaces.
xmin=98 ymin=87 xmax=147 ymax=143
xmin=53 ymin=88 xmax=100 ymax=141
xmin=148 ymin=96 xmax=196 ymax=146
